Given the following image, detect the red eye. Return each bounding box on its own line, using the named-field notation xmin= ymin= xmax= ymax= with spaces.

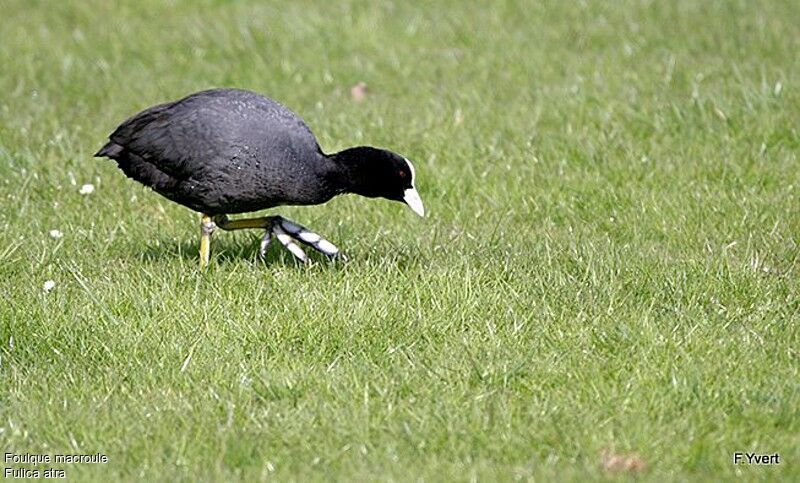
xmin=398 ymin=170 xmax=407 ymax=178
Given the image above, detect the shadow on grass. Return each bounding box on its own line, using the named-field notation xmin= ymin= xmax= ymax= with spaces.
xmin=133 ymin=235 xmax=317 ymax=267
xmin=125 ymin=233 xmax=427 ymax=270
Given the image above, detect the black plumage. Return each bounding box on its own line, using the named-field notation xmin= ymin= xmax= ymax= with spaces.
xmin=95 ymin=88 xmax=424 ymax=265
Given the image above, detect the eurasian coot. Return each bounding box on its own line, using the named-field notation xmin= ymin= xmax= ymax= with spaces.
xmin=95 ymin=88 xmax=424 ymax=267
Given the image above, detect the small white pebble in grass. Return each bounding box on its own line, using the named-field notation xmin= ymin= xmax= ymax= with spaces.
xmin=317 ymin=239 xmax=339 ymax=255
xmin=49 ymin=229 xmax=63 ymax=239
xmin=79 ymin=183 xmax=95 ymax=195
xmin=350 ymin=82 xmax=368 ymax=102
xmin=43 ymin=280 xmax=56 ymax=293
xmin=298 ymin=231 xmax=321 ymax=243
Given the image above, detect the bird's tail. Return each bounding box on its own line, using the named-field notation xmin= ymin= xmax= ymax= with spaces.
xmin=94 ymin=142 xmax=123 ymax=158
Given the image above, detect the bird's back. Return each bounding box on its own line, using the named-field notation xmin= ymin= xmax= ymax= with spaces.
xmin=97 ymin=89 xmax=335 ymax=214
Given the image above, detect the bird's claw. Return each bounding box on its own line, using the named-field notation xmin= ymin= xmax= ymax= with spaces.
xmin=258 ymin=230 xmax=273 ymax=259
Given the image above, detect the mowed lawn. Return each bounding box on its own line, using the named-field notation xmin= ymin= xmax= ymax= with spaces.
xmin=1 ymin=0 xmax=798 ymax=480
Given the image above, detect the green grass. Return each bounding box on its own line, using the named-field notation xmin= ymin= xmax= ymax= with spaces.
xmin=1 ymin=0 xmax=798 ymax=480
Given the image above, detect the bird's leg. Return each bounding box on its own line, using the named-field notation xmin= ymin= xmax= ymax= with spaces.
xmin=199 ymin=213 xmax=216 ymax=269
xmin=213 ymin=215 xmax=345 ymax=262
xmin=214 ymin=214 xmax=308 ymax=263
xmin=212 ymin=215 xmax=272 ymax=231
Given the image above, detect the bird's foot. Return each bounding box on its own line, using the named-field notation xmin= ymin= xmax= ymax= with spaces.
xmin=214 ymin=213 xmax=346 ymax=264
xmin=260 ymin=216 xmax=347 ymax=264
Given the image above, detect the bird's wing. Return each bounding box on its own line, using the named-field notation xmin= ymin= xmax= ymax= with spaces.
xmin=106 ymin=99 xmax=201 ymax=179
xmin=106 ymin=90 xmax=322 ymax=179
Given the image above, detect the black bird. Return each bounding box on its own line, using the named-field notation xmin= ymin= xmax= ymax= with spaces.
xmin=95 ymin=88 xmax=424 ymax=267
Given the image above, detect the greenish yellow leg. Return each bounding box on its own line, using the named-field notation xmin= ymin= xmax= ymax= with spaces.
xmin=214 ymin=215 xmax=272 ymax=231
xmin=199 ymin=214 xmax=215 ymax=269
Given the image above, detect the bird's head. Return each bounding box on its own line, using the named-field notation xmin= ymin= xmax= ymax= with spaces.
xmin=332 ymin=146 xmax=425 ymax=217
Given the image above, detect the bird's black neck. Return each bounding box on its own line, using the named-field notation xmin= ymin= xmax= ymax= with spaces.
xmin=324 ymin=146 xmax=382 ymax=197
